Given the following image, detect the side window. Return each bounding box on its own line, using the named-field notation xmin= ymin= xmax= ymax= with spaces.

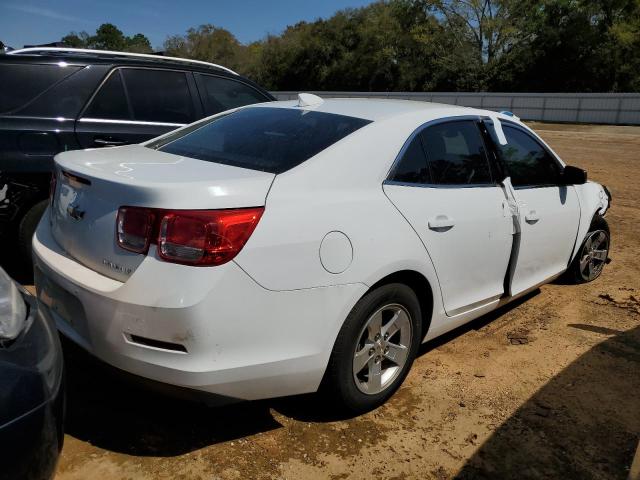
xmin=121 ymin=69 xmax=195 ymax=124
xmin=420 ymin=121 xmax=492 ymax=185
xmin=390 ymin=136 xmax=430 ymax=184
xmin=196 ymin=74 xmax=269 ymax=115
xmin=496 ymin=126 xmax=561 ymax=187
xmin=83 ymin=71 xmax=131 ymax=120
xmin=0 ymin=64 xmax=81 ymax=114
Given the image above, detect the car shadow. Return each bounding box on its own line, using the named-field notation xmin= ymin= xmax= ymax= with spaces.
xmin=62 ymin=339 xmax=282 ymax=457
xmin=62 ymin=290 xmax=542 ymax=455
xmin=455 ymin=325 xmax=640 ymax=479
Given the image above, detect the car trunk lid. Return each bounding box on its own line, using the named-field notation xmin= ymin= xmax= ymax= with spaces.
xmin=50 ymin=144 xmax=274 ymax=281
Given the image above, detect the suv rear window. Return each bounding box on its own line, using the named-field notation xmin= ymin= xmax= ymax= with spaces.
xmin=0 ymin=63 xmax=81 ymax=113
xmin=150 ymin=107 xmax=371 ymax=174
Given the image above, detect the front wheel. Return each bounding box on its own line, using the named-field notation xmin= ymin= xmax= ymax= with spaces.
xmin=566 ymin=216 xmax=610 ymax=284
xmin=323 ymin=283 xmax=422 ymax=413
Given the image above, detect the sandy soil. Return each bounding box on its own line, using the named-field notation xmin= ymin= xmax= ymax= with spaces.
xmin=50 ymin=123 xmax=639 ymax=480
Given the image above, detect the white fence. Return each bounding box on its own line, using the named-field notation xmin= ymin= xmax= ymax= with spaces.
xmin=271 ymin=91 xmax=640 ymax=125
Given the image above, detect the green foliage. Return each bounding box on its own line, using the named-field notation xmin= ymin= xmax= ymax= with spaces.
xmin=164 ymin=24 xmax=244 ymax=71
xmin=61 ymin=1 xmax=640 ymax=92
xmin=61 ymin=23 xmax=152 ymax=53
xmin=61 ymin=31 xmax=90 ymax=48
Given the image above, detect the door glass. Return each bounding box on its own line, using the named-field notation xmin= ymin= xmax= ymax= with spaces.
xmin=196 ymin=74 xmax=269 ymax=115
xmin=420 ymin=121 xmax=492 ymax=185
xmin=390 ymin=136 xmax=431 ymax=184
xmin=83 ymin=71 xmax=131 ymax=120
xmin=0 ymin=64 xmax=81 ymax=113
xmin=121 ymin=69 xmax=195 ymax=124
xmin=497 ymin=126 xmax=561 ymax=187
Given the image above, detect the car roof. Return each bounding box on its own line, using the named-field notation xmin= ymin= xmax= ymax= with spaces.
xmin=252 ymin=97 xmax=497 ymax=122
xmin=2 ymin=48 xmax=275 ymax=100
xmin=5 ymin=47 xmax=238 ymax=76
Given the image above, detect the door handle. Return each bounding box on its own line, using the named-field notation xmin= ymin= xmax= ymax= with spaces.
xmin=93 ymin=137 xmax=126 ymax=147
xmin=525 ymin=210 xmax=540 ymax=223
xmin=428 ymin=215 xmax=455 ymax=230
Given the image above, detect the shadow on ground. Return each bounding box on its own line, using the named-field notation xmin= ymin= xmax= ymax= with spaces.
xmin=62 ymin=338 xmax=282 ymax=457
xmin=455 ymin=325 xmax=640 ymax=480
xmin=62 ymin=336 xmax=363 ymax=457
xmin=61 ymin=292 xmax=538 ymax=456
xmin=62 ymin=295 xmax=639 ymax=479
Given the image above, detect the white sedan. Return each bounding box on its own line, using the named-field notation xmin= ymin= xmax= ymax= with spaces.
xmin=33 ymin=95 xmax=611 ymax=412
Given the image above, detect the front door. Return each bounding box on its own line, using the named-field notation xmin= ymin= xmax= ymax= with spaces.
xmin=490 ymin=123 xmax=581 ymax=295
xmin=384 ymin=119 xmax=513 ymax=316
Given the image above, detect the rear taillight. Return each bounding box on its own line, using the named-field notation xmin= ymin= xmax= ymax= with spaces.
xmin=115 ymin=206 xmax=264 ymax=266
xmin=117 ymin=207 xmax=155 ymax=254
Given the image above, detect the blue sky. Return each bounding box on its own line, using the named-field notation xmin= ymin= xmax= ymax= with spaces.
xmin=0 ymin=0 xmax=377 ymax=49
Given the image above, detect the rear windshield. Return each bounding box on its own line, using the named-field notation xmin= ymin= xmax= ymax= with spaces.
xmin=149 ymin=107 xmax=372 ymax=174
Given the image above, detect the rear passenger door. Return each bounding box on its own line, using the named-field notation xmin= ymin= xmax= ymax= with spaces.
xmin=75 ymin=68 xmax=200 ymax=148
xmin=490 ymin=123 xmax=580 ymax=295
xmin=384 ymin=119 xmax=513 ymax=316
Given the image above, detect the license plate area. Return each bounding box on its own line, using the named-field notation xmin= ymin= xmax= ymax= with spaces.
xmin=35 ymin=267 xmax=89 ymax=338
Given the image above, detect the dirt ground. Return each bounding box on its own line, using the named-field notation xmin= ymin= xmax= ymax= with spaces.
xmin=39 ymin=123 xmax=639 ymax=479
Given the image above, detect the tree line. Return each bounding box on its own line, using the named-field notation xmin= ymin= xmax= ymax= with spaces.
xmin=61 ymin=0 xmax=640 ymax=92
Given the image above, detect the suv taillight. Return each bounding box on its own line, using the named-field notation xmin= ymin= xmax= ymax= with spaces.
xmin=116 ymin=206 xmax=264 ymax=266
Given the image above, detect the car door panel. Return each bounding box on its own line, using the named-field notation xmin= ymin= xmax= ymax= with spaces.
xmin=509 ymin=186 xmax=580 ymax=295
xmin=75 ymin=119 xmax=175 ymax=148
xmin=75 ymin=68 xmax=196 ymax=149
xmin=385 ymin=184 xmax=513 ymax=314
xmin=488 ymin=123 xmax=582 ymax=295
xmin=384 ymin=119 xmax=513 ymax=316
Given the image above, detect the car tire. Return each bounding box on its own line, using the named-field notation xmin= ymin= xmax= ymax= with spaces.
xmin=566 ymin=216 xmax=610 ymax=284
xmin=323 ymin=283 xmax=422 ymax=414
xmin=18 ymin=200 xmax=48 ymax=264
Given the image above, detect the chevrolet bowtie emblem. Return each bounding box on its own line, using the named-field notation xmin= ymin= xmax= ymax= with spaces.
xmin=67 ymin=203 xmax=85 ymax=220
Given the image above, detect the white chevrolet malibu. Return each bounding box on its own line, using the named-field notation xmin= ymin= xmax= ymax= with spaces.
xmin=33 ymin=95 xmax=611 ymax=412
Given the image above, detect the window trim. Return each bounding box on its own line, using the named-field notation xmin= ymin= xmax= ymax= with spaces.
xmin=385 ymin=115 xmax=500 ymax=189
xmin=78 ymin=66 xmax=198 ymax=124
xmin=490 ymin=120 xmax=565 ymax=190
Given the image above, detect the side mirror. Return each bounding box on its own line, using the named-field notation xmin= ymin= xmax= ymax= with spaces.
xmin=560 ymin=165 xmax=587 ymax=185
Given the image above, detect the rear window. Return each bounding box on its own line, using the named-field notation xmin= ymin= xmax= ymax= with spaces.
xmin=150 ymin=107 xmax=372 ymax=174
xmin=0 ymin=63 xmax=81 ymax=113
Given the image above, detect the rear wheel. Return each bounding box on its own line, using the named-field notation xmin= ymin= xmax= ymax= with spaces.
xmin=323 ymin=283 xmax=422 ymax=413
xmin=567 ymin=216 xmax=610 ymax=283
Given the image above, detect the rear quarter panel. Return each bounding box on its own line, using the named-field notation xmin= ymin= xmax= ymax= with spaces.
xmin=233 ymin=114 xmax=451 ymax=340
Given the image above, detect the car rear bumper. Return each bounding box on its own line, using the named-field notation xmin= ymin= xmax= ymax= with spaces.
xmin=33 ymin=210 xmax=366 ymax=400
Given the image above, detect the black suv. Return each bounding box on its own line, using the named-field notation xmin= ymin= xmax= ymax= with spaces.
xmin=0 ymin=48 xmax=274 ymax=269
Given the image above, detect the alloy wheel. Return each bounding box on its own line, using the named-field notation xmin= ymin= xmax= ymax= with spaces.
xmin=579 ymin=230 xmax=609 ymax=281
xmin=352 ymin=303 xmax=413 ymax=395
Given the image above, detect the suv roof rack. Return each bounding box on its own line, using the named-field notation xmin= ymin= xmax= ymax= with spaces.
xmin=7 ymin=47 xmax=239 ymax=76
